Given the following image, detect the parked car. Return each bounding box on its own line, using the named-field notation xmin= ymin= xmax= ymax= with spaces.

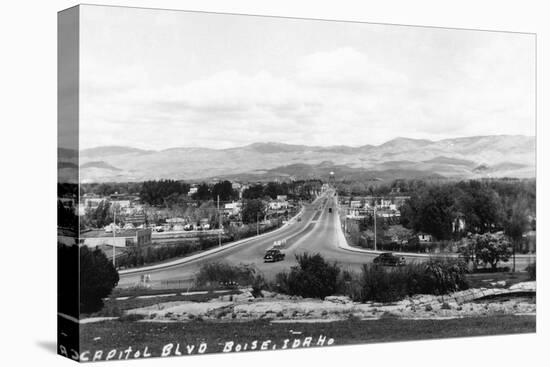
xmin=373 ymin=252 xmax=406 ymax=266
xmin=264 ymin=249 xmax=285 ymax=262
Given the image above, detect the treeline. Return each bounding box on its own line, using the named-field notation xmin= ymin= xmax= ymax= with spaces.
xmin=336 ymin=178 xmax=431 ymax=197
xmin=399 ymin=179 xmax=535 ymax=241
xmin=141 ymin=180 xmax=240 ymax=206
xmin=81 ymin=182 xmax=142 ymax=196
xmin=243 ymin=180 xmax=322 ymax=200
xmin=141 ymin=180 xmax=191 ymax=206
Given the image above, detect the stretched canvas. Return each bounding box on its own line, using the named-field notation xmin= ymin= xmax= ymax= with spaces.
xmin=58 ymin=4 xmax=536 ymax=362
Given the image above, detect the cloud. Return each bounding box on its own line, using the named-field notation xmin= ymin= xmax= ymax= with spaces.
xmin=80 ymin=41 xmax=534 ymax=150
xmin=297 ymin=47 xmax=409 ymax=90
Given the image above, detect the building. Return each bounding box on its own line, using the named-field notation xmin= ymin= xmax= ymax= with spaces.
xmin=82 ymin=196 xmax=106 ymax=209
xmin=124 ymin=212 xmax=147 ymax=226
xmin=80 ymin=228 xmax=152 ymax=248
xmin=268 ymin=200 xmax=289 ymax=210
xmin=418 ymin=233 xmax=433 ymax=242
xmin=224 ymin=201 xmax=242 ymax=215
xmin=350 ymin=200 xmax=362 ymax=208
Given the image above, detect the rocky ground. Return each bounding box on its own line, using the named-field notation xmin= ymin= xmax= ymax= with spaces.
xmin=123 ymin=281 xmax=535 ymax=323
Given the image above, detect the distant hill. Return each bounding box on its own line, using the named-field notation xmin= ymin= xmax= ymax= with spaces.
xmin=81 ymin=146 xmax=152 ymax=157
xmin=78 ymin=135 xmax=535 ymax=182
xmin=80 ymin=161 xmax=121 ymax=171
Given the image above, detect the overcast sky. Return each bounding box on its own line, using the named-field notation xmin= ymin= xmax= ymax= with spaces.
xmin=79 ymin=5 xmax=535 ymax=150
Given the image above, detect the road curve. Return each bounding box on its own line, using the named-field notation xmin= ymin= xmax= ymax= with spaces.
xmin=117 ymin=194 xmax=329 ymax=288
xmin=118 ymin=190 xmax=534 ymax=289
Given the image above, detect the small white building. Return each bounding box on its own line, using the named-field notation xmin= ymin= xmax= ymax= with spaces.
xmin=418 ymin=233 xmax=433 ymax=242
xmin=224 ymin=201 xmax=242 ymax=215
xmin=269 ymin=200 xmax=289 ymax=210
xmin=350 ymin=200 xmax=362 ymax=208
xmin=81 ymin=228 xmax=152 ymax=248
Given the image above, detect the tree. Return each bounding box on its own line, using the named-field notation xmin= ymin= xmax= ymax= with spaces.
xmin=86 ymin=200 xmax=112 ymax=228
xmin=241 ymin=199 xmax=266 ymax=224
xmin=456 ymin=181 xmax=503 ymax=233
xmin=192 ymin=182 xmax=211 ymax=201
xmin=503 ymin=200 xmax=530 ymax=271
xmin=401 ymin=185 xmax=458 ymax=240
xmin=264 ymin=182 xmax=282 ymax=199
xmin=242 ymin=184 xmax=265 ymax=200
xmin=79 ymin=246 xmax=119 ymax=314
xmin=211 ymin=180 xmax=235 ymax=201
xmin=461 ymin=233 xmax=513 ymax=271
xmin=140 ymin=179 xmax=189 ymax=206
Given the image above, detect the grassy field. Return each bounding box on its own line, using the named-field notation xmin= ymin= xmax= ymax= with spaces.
xmin=78 ymin=315 xmax=535 ymax=361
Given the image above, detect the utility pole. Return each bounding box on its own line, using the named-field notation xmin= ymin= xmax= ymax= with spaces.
xmin=512 ymin=240 xmax=516 ymax=272
xmin=373 ymin=205 xmax=377 ymax=251
xmin=217 ymin=195 xmax=221 ymax=247
xmin=257 ymin=212 xmax=260 ymax=236
xmin=112 ymin=205 xmax=116 ymax=267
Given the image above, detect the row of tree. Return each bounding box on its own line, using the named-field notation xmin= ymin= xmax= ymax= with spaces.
xmin=399 ymin=179 xmax=535 ymax=241
xmin=242 ymin=180 xmax=322 ymax=200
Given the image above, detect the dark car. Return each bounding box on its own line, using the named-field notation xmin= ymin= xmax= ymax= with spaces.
xmin=264 ymin=249 xmax=285 ymax=262
xmin=373 ymin=252 xmax=406 ymax=267
xmin=328 ymin=207 xmax=333 ymax=213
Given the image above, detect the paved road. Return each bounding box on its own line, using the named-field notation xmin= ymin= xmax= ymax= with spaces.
xmin=118 ymin=190 xmax=535 ymax=289
xmin=118 ymin=193 xmax=334 ymax=288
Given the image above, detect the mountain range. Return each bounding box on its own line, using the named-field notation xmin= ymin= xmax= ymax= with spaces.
xmin=65 ymin=135 xmax=535 ymax=183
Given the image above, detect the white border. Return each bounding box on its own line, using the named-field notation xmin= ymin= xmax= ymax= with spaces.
xmin=1 ymin=1 xmax=546 ymax=366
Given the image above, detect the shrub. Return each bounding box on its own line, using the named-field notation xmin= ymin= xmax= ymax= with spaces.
xmin=356 ymin=263 xmax=419 ymax=303
xmin=251 ymin=273 xmax=268 ymax=298
xmin=526 ymin=262 xmax=536 ymax=280
xmin=274 ymin=253 xmax=340 ymax=299
xmin=422 ymin=258 xmax=469 ymax=294
xmin=354 ymin=258 xmax=469 ymax=303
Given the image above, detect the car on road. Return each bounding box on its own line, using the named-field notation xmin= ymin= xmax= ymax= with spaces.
xmin=264 ymin=249 xmax=285 ymax=262
xmin=328 ymin=207 xmax=332 ymax=213
xmin=373 ymin=252 xmax=406 ymax=267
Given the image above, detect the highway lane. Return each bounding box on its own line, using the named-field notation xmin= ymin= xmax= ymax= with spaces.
xmin=117 ymin=194 xmax=329 ymax=288
xmin=285 ymin=192 xmax=377 ymax=273
xmin=118 ymin=190 xmax=535 ymax=289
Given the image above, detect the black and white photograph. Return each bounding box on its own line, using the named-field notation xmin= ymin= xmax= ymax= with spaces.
xmin=55 ymin=3 xmax=538 ymax=363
